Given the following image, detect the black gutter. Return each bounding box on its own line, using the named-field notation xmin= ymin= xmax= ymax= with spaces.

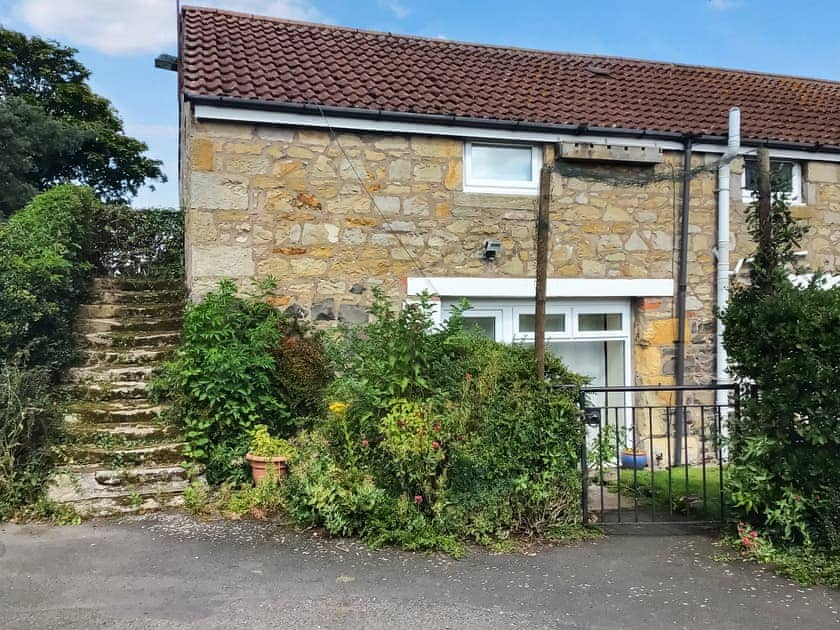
xmin=673 ymin=137 xmax=693 ymax=467
xmin=184 ymin=92 xmax=840 ymax=154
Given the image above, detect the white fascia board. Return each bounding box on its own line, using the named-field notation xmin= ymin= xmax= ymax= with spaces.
xmin=692 ymin=143 xmax=840 ymax=164
xmin=193 ymin=104 xmax=685 ymax=151
xmin=407 ymin=277 xmax=674 ymax=298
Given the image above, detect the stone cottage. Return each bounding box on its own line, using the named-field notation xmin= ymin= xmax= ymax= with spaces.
xmin=175 ymin=5 xmax=840 ymax=434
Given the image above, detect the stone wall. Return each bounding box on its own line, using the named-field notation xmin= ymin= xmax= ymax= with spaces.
xmin=184 ymin=116 xmax=840 ymax=388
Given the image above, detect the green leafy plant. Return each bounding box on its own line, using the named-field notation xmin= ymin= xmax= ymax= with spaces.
xmin=247 ymin=424 xmax=295 ymax=459
xmin=0 ymin=184 xmax=98 ymax=371
xmin=0 ymin=362 xmax=64 ymax=519
xmin=283 ymin=293 xmax=588 ymax=554
xmin=154 ymin=279 xmax=330 ymax=484
xmin=722 ymin=186 xmax=839 ymax=550
xmin=94 ymin=206 xmax=184 ymax=278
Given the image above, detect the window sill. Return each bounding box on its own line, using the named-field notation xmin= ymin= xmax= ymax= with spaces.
xmin=462 ymin=185 xmax=539 ymax=196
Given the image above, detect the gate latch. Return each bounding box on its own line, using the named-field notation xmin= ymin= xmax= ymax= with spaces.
xmin=583 ymin=408 xmax=602 ymax=426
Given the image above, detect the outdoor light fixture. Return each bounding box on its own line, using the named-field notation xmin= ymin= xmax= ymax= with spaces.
xmin=483 ymin=240 xmax=502 ymax=260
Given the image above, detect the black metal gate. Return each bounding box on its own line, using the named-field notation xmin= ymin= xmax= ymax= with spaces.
xmin=579 ymin=384 xmax=739 ymax=527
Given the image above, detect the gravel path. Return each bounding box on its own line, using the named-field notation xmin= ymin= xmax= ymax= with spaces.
xmin=1 ymin=513 xmax=837 ymax=629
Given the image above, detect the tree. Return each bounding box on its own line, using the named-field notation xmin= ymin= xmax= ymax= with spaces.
xmin=0 ymin=28 xmax=165 ymax=216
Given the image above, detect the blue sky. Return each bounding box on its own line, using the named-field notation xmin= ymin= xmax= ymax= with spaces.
xmin=1 ymin=0 xmax=838 ymax=208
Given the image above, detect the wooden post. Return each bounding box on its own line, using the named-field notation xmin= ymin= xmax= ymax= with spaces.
xmin=757 ymin=147 xmax=773 ymax=268
xmin=534 ymin=155 xmax=552 ymax=380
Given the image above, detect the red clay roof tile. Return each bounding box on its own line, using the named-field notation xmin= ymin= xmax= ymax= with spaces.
xmin=180 ymin=6 xmax=840 ymax=147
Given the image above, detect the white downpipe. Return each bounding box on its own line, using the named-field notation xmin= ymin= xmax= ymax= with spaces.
xmin=717 ymin=107 xmax=740 ymax=455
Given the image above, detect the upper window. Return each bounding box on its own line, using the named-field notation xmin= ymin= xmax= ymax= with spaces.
xmin=463 ymin=142 xmax=541 ymax=194
xmin=741 ymin=159 xmax=802 ymax=204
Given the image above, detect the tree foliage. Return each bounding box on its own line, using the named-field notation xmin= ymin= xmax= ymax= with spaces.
xmin=0 ymin=28 xmax=165 ymax=216
xmin=723 ymin=188 xmax=839 ymax=549
xmin=0 ymin=184 xmax=99 ymax=372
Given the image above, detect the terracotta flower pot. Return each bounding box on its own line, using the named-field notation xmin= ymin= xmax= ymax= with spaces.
xmin=245 ymin=453 xmax=288 ymax=483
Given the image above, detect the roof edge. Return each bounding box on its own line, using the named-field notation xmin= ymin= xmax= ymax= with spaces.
xmin=184 ymin=93 xmax=840 ymax=153
xmin=180 ymin=5 xmax=840 ymax=87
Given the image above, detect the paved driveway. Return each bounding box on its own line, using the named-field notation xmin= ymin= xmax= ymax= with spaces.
xmin=1 ymin=513 xmax=837 ymax=629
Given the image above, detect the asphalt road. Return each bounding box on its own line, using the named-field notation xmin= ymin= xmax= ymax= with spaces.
xmin=1 ymin=513 xmax=837 ymax=629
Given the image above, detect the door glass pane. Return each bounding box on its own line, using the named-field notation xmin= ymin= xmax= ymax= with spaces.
xmin=548 ymin=340 xmax=626 ymax=407
xmin=471 ymin=145 xmax=533 ymax=181
xmin=463 ymin=316 xmax=496 ymax=339
xmin=578 ymin=313 xmax=622 ymax=332
xmin=518 ymin=313 xmax=565 ymax=333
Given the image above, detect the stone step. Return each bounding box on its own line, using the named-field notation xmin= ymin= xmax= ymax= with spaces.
xmin=47 ymin=464 xmax=198 ymax=518
xmin=64 ymin=441 xmax=186 ymax=467
xmin=66 ymin=419 xmax=177 ymax=445
xmin=79 ymin=347 xmax=174 ymax=367
xmin=66 ymin=401 xmax=167 ymax=424
xmin=77 ymin=303 xmax=183 ymax=320
xmin=68 ymin=365 xmax=158 ymax=384
xmin=87 ymin=288 xmax=185 ymax=305
xmin=90 ymin=277 xmax=186 ymax=293
xmin=70 ymin=381 xmax=150 ymax=402
xmin=74 ymin=330 xmax=181 ymax=349
xmin=74 ymin=316 xmax=183 ymax=334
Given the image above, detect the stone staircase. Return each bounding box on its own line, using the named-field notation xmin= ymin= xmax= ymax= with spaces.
xmin=48 ymin=277 xmax=196 ymax=516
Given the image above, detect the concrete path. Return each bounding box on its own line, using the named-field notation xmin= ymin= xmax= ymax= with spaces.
xmin=1 ymin=513 xmax=837 ymax=629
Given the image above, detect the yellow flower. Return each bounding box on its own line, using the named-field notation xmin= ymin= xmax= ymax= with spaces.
xmin=329 ymin=401 xmax=349 ymax=415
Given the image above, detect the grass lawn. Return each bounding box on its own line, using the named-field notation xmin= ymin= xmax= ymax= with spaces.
xmin=607 ymin=465 xmax=725 ymax=521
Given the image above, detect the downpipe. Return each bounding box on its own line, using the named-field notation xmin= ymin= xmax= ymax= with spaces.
xmin=716 ymin=108 xmax=741 ymax=460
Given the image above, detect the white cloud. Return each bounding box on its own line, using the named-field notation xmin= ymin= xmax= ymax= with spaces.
xmin=377 ymin=0 xmax=409 ymax=18
xmin=707 ymin=0 xmax=741 ymax=9
xmin=13 ymin=0 xmax=323 ymax=55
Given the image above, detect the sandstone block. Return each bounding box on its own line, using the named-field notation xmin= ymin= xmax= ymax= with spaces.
xmin=191 ymin=138 xmax=214 ymax=172
xmin=190 ymin=173 xmax=248 ymax=210
xmin=257 ymin=127 xmax=294 ymax=141
xmin=297 ymin=130 xmax=331 ymax=147
xmin=388 ymin=160 xmax=411 ymax=182
xmin=192 ymin=245 xmax=254 ymax=277
xmin=290 ymin=258 xmax=328 ymax=276
xmin=807 ymin=162 xmax=839 ymax=183
xmin=301 ymin=223 xmax=340 ymax=245
xmin=411 ymin=137 xmax=461 ymax=159
xmin=373 ymin=195 xmax=401 ymax=213
xmin=414 ymin=163 xmax=442 ymax=182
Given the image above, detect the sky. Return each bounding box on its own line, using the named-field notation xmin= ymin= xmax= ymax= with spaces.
xmin=1 ymin=0 xmax=839 ymax=208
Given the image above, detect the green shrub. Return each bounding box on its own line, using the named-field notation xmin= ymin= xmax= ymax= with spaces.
xmin=154 ymin=279 xmax=331 ymax=484
xmin=284 ymin=429 xmax=385 ymax=536
xmin=284 ymin=292 xmax=586 ymax=553
xmin=0 ymin=184 xmax=98 ymax=371
xmin=723 ymin=278 xmax=840 ymax=547
xmin=0 ymin=363 xmax=64 ymax=519
xmin=722 ymin=187 xmax=839 ymax=551
xmin=273 ymin=322 xmax=332 ymax=420
xmin=247 ymin=424 xmax=295 ymax=458
xmin=93 ymin=206 xmax=184 ymax=278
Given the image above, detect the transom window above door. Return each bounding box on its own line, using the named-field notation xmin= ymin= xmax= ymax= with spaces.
xmin=463 ymin=142 xmax=541 ymax=195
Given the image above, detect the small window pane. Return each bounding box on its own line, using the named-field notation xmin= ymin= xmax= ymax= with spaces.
xmin=470 ymin=145 xmax=533 ymax=182
xmin=463 ymin=316 xmax=496 ymax=339
xmin=518 ymin=313 xmax=565 ymax=333
xmin=744 ymin=160 xmax=794 ymax=193
xmin=578 ymin=313 xmax=623 ymax=332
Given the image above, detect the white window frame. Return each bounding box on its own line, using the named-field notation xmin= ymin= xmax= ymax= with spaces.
xmin=740 ymin=159 xmax=802 ymax=204
xmin=511 ymin=304 xmax=572 ymax=344
xmin=459 ymin=308 xmax=505 ymax=343
xmin=463 ymin=141 xmax=541 ymax=195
